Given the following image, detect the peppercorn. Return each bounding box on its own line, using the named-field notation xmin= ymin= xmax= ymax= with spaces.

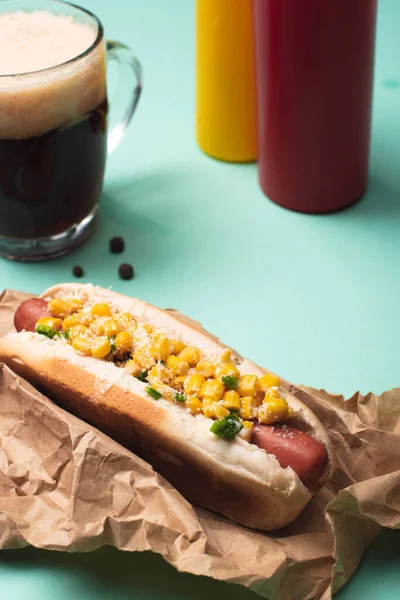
xmin=109 ymin=236 xmax=125 ymax=254
xmin=72 ymin=265 xmax=84 ymax=278
xmin=119 ymin=263 xmax=134 ymax=280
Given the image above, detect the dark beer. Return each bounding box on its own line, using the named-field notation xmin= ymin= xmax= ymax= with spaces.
xmin=0 ymin=98 xmax=107 ymax=239
xmin=0 ymin=7 xmax=108 ymax=258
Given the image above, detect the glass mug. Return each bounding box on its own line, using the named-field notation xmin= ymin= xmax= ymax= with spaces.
xmin=0 ymin=0 xmax=142 ymax=261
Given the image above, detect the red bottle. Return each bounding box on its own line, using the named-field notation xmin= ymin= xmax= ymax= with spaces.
xmin=253 ymin=0 xmax=377 ymax=213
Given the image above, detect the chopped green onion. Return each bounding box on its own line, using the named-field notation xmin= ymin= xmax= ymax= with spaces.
xmin=175 ymin=393 xmax=187 ymax=403
xmin=210 ymin=414 xmax=243 ymax=440
xmin=221 ymin=375 xmax=238 ymax=390
xmin=110 ymin=343 xmax=117 ymax=353
xmin=160 ymin=360 xmax=166 ymax=366
xmin=35 ymin=325 xmax=58 ymax=339
xmin=145 ymin=386 xmax=162 ymax=400
xmin=137 ymin=370 xmax=148 ymax=382
xmin=64 ymin=329 xmax=71 ymax=340
xmin=228 ymin=408 xmax=239 ymax=415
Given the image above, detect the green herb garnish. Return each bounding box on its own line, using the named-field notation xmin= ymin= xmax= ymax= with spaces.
xmin=64 ymin=329 xmax=71 ymax=340
xmin=221 ymin=375 xmax=238 ymax=390
xmin=175 ymin=393 xmax=187 ymax=403
xmin=210 ymin=413 xmax=243 ymax=440
xmin=107 ymin=337 xmax=116 ymax=353
xmin=35 ymin=325 xmax=59 ymax=339
xmin=145 ymin=386 xmax=162 ymax=400
xmin=228 ymin=408 xmax=239 ymax=415
xmin=137 ymin=370 xmax=148 ymax=382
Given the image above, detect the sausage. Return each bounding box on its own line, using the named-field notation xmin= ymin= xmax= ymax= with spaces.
xmin=251 ymin=423 xmax=329 ymax=489
xmin=14 ymin=298 xmax=50 ymax=333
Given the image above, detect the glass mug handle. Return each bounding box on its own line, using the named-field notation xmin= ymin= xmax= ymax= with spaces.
xmin=106 ymin=40 xmax=142 ymax=155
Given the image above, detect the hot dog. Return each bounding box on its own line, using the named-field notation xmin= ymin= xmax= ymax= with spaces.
xmin=251 ymin=424 xmax=328 ymax=490
xmin=14 ymin=298 xmax=50 ymax=333
xmin=14 ymin=298 xmax=329 ymax=487
xmin=0 ymin=283 xmax=335 ymax=530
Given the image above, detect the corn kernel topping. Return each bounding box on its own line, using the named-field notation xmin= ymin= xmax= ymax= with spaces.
xmin=40 ymin=296 xmax=293 ymax=438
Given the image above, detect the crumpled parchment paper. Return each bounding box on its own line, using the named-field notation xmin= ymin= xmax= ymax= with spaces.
xmin=0 ymin=289 xmax=399 ymax=600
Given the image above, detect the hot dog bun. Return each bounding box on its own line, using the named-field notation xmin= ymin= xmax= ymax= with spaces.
xmin=0 ymin=283 xmax=335 ymax=530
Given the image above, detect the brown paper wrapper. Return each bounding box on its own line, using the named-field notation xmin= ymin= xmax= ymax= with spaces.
xmin=1 ymin=289 xmax=399 ymax=600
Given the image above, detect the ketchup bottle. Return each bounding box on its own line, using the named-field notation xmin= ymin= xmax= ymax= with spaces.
xmin=253 ymin=0 xmax=377 ymax=213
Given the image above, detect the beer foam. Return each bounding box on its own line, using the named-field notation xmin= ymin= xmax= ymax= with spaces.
xmin=0 ymin=11 xmax=106 ymax=139
xmin=0 ymin=11 xmax=98 ymax=75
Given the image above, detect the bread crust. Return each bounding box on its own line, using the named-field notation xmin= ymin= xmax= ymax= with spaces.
xmin=0 ymin=283 xmax=335 ymax=530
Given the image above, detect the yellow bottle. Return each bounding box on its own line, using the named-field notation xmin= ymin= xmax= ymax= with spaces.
xmin=196 ymin=0 xmax=257 ymax=163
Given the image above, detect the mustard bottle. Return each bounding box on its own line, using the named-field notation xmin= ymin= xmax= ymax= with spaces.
xmin=196 ymin=0 xmax=257 ymax=163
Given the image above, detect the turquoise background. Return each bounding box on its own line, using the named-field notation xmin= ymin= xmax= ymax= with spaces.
xmin=0 ymin=0 xmax=399 ymax=597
